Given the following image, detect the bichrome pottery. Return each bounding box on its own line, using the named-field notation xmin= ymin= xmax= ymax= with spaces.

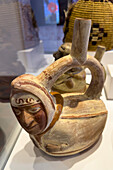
xmin=10 ymin=18 xmax=107 ymax=156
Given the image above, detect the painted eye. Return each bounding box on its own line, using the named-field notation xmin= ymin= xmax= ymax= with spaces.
xmin=28 ymin=107 xmax=41 ymax=114
xmin=13 ymin=108 xmax=21 ymax=116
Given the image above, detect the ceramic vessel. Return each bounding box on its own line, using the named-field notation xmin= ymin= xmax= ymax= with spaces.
xmin=53 ymin=42 xmax=86 ymax=93
xmin=52 ymin=43 xmax=106 ymax=93
xmin=10 ymin=18 xmax=107 ymax=156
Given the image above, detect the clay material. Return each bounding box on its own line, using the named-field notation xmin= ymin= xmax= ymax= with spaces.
xmin=10 ymin=18 xmax=107 ymax=156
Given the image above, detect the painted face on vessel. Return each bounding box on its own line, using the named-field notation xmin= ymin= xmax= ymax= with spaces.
xmin=11 ymin=92 xmax=47 ymax=135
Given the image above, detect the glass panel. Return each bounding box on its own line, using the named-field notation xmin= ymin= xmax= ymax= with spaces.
xmin=0 ymin=0 xmax=69 ymax=169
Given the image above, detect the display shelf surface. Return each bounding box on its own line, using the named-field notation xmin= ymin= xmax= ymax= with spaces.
xmin=0 ymin=103 xmax=21 ymax=170
xmin=4 ymin=82 xmax=113 ymax=170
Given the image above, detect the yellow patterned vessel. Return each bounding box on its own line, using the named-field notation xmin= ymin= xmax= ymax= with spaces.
xmin=63 ymin=0 xmax=113 ymax=51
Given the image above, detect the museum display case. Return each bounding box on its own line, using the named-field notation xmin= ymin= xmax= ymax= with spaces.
xmin=0 ymin=0 xmax=113 ymax=170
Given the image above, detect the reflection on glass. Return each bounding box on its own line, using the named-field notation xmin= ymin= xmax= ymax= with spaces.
xmin=0 ymin=0 xmax=68 ymax=168
xmin=44 ymin=0 xmax=59 ymax=24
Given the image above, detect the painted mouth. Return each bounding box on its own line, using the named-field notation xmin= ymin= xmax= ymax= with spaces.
xmin=25 ymin=123 xmax=38 ymax=131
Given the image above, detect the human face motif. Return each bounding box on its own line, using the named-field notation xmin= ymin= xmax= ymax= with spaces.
xmin=11 ymin=92 xmax=47 ymax=135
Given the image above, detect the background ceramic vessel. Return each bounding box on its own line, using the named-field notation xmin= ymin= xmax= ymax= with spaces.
xmin=52 ymin=42 xmax=86 ymax=93
xmin=52 ymin=43 xmax=106 ymax=94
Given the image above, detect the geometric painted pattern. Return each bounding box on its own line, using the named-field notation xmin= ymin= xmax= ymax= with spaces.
xmin=89 ymin=23 xmax=108 ymax=45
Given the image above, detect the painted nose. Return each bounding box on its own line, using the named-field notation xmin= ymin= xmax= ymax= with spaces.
xmin=23 ymin=111 xmax=34 ymax=127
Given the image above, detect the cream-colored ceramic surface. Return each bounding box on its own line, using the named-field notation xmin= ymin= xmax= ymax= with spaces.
xmin=10 ymin=19 xmax=107 ymax=156
xmin=4 ymin=88 xmax=113 ymax=170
